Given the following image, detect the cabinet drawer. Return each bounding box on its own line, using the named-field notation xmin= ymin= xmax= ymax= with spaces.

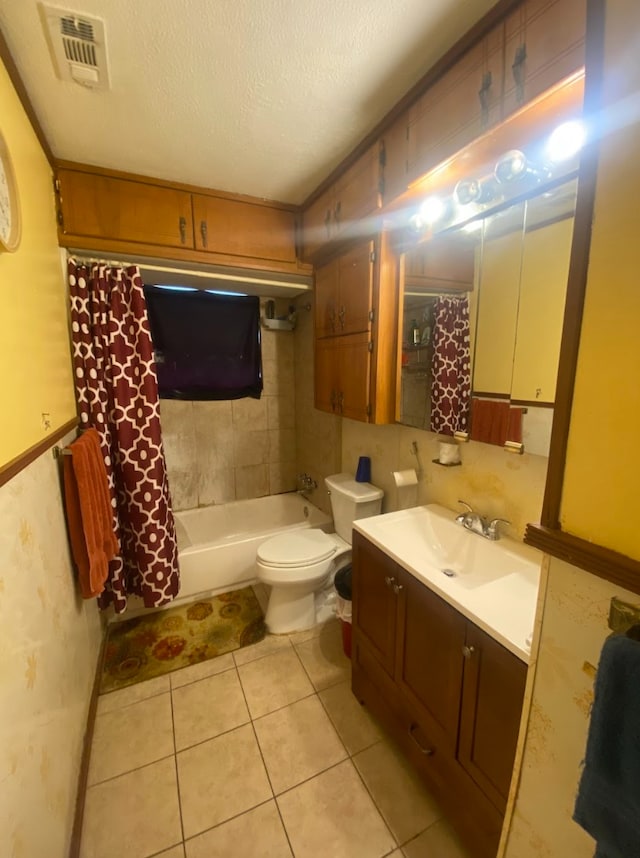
xmin=57 ymin=169 xmax=194 ymax=249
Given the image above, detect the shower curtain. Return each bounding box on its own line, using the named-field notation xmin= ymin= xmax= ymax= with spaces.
xmin=430 ymin=295 xmax=471 ymax=436
xmin=68 ymin=259 xmax=179 ymax=612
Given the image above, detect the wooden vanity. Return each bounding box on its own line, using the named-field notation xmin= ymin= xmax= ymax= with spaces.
xmin=351 ymin=514 xmax=537 ymax=858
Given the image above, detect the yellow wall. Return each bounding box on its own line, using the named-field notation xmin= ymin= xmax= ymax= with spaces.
xmin=0 ymin=60 xmax=76 ymax=469
xmin=559 ymin=0 xmax=640 ymax=560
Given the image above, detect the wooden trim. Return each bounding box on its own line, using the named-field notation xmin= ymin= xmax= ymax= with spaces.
xmin=510 ymin=399 xmax=554 ymax=409
xmin=302 ymin=0 xmax=522 ymax=209
xmin=525 ymin=525 xmax=640 ymax=595
xmin=0 ymin=26 xmax=55 ymax=167
xmin=55 ymin=160 xmax=301 ymax=212
xmin=0 ymin=417 xmax=78 ymax=487
xmin=540 ymin=0 xmax=606 ymax=528
xmin=68 ymin=632 xmax=107 ymax=858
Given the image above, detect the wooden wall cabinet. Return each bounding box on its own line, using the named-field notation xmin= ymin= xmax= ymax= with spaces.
xmin=302 ymin=144 xmax=382 ymax=261
xmin=313 ymin=235 xmax=397 ymax=424
xmin=57 ymin=168 xmax=195 ymax=249
xmin=352 ymin=533 xmax=527 ymax=858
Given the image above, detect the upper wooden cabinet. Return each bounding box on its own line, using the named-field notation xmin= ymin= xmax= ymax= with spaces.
xmin=407 ymin=24 xmax=505 ymax=185
xmin=315 ymin=240 xmax=374 ymax=338
xmin=192 ymin=194 xmax=297 ymax=264
xmin=57 ymin=169 xmax=195 ymax=249
xmin=379 ymin=111 xmax=410 ymax=204
xmin=302 ymin=144 xmax=382 ymax=261
xmin=503 ymin=0 xmax=586 ymax=118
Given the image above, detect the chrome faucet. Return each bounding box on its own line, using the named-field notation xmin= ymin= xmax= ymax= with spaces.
xmin=455 ymin=501 xmax=510 ymax=541
xmin=297 ymin=473 xmax=318 ymax=498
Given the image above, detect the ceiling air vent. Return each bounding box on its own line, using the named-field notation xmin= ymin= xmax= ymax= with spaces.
xmin=40 ymin=4 xmax=110 ymax=90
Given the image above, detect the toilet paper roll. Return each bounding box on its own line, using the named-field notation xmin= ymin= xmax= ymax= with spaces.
xmin=392 ymin=469 xmax=418 ymax=488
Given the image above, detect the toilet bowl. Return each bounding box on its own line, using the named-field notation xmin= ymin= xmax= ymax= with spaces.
xmin=256 ymin=473 xmax=383 ymax=634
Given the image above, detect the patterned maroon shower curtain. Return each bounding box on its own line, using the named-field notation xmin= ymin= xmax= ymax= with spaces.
xmin=68 ymin=259 xmax=179 ymax=612
xmin=430 ymin=295 xmax=471 ymax=436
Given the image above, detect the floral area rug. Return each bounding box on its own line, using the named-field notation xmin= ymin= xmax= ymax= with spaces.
xmin=100 ymin=587 xmax=266 ymax=694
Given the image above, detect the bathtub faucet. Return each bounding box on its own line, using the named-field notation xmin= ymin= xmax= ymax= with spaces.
xmin=297 ymin=473 xmax=318 ymax=497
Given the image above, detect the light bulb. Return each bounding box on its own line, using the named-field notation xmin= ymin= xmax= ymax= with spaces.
xmin=546 ymin=120 xmax=586 ymax=163
xmin=419 ymin=195 xmax=446 ymax=225
xmin=495 ymin=150 xmax=528 ymax=183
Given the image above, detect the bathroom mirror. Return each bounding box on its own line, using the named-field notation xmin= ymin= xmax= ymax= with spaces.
xmin=397 ymin=176 xmax=578 ymax=456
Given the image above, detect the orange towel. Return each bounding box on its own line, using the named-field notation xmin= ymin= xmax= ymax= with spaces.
xmin=63 ymin=428 xmax=120 ymax=599
xmin=470 ymin=398 xmax=510 ymax=445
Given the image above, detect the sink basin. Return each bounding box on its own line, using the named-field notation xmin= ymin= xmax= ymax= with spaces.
xmin=353 ymin=504 xmax=541 ymax=662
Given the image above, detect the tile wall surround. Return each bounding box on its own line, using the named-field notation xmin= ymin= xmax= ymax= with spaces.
xmin=160 ymin=299 xmax=297 ymax=510
xmin=342 ymin=418 xmax=548 ymax=540
xmin=503 ymin=558 xmax=640 ymax=857
xmin=293 ymin=294 xmax=341 ymax=517
xmin=0 ymin=430 xmax=103 ymax=858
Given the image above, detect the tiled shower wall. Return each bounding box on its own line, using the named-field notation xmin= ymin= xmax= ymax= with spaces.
xmin=160 ymin=301 xmax=297 ymax=511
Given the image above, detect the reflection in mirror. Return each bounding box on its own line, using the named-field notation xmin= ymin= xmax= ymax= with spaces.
xmin=398 ymin=177 xmax=578 ymax=456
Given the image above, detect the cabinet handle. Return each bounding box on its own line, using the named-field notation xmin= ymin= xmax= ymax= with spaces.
xmin=384 ymin=575 xmax=396 ymax=590
xmin=338 ymin=306 xmax=346 ymax=329
xmin=478 ymin=71 xmax=493 ymax=129
xmin=337 ymin=391 xmax=344 ymax=414
xmin=179 ymin=216 xmax=187 ymax=244
xmin=330 ymin=389 xmax=337 ymax=412
xmin=462 ymin=645 xmax=476 ymax=659
xmin=329 ymin=309 xmax=337 ymax=333
xmin=408 ymin=723 xmax=434 ymax=756
xmin=200 ymin=219 xmax=208 ymax=248
xmin=512 ymin=44 xmax=527 ymax=105
xmin=334 ymin=200 xmax=341 ymax=226
xmin=324 ymin=209 xmax=332 ymax=238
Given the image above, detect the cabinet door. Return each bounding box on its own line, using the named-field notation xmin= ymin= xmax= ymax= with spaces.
xmin=57 ymin=169 xmax=194 ymax=248
xmin=380 ymin=115 xmax=409 ymax=204
xmin=503 ymin=0 xmax=586 ymax=118
xmin=314 ymin=258 xmax=339 ymax=338
xmin=396 ymin=572 xmax=467 ymax=751
xmin=458 ymin=624 xmax=527 ymax=812
xmin=407 ymin=27 xmax=504 ymax=183
xmin=302 ymin=186 xmax=334 ymax=260
xmin=314 ymin=336 xmax=339 ymax=414
xmin=337 ymin=240 xmax=374 ymax=336
xmin=352 ymin=534 xmax=400 ymax=678
xmin=336 ymin=332 xmax=372 ymax=422
xmin=192 ymin=195 xmax=297 ymax=263
xmin=333 ymin=144 xmax=382 ymax=236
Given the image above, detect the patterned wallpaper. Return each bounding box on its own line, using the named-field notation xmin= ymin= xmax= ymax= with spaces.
xmin=0 ymin=433 xmax=103 ymax=857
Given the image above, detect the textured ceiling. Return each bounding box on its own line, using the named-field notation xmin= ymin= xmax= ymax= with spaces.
xmin=1 ymin=0 xmax=497 ymax=204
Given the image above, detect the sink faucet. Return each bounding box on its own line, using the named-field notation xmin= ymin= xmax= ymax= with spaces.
xmin=455 ymin=501 xmax=510 ymax=540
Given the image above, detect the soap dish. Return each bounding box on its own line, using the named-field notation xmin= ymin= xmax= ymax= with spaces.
xmin=432 ymin=458 xmax=462 ymax=468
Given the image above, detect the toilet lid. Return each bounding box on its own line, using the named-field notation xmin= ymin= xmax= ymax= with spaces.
xmin=257 ymin=530 xmax=336 ymax=567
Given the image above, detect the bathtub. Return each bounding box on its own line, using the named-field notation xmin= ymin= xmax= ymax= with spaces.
xmin=173 ymin=493 xmax=332 ymax=604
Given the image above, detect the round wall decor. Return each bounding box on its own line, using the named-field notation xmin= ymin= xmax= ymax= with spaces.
xmin=0 ymin=129 xmax=21 ymax=252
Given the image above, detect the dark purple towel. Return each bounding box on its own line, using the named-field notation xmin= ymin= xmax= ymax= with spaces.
xmin=573 ymin=633 xmax=640 ymax=858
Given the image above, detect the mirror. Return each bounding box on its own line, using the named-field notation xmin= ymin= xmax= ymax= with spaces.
xmin=398 ymin=177 xmax=578 ymax=456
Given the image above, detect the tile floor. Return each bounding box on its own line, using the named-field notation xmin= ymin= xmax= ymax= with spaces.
xmin=80 ymin=619 xmax=471 ymax=858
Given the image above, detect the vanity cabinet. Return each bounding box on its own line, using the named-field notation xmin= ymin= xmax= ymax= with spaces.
xmin=314 ymin=235 xmax=397 ymax=424
xmin=352 ymin=532 xmax=527 ymax=857
xmin=302 ymin=144 xmax=382 ymax=260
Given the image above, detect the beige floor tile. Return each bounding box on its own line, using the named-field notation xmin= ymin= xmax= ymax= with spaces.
xmin=97 ymin=674 xmax=171 ymax=715
xmin=155 ymin=846 xmax=185 ymax=858
xmin=254 ymin=695 xmax=347 ymax=794
xmin=232 ymin=633 xmax=292 ymax=666
xmin=353 ymin=740 xmax=442 ymax=845
xmin=277 ymin=759 xmax=395 ymax=858
xmin=172 ymin=668 xmax=250 ymax=750
xmin=185 ymin=800 xmax=292 ymax=858
xmin=286 ymin=620 xmax=327 ymax=646
xmin=402 ymin=818 xmax=471 ymax=858
xmin=294 ymin=620 xmax=351 ymax=690
xmin=319 ymin=679 xmax=383 ymax=755
xmin=237 ymin=648 xmax=314 ymax=718
xmin=88 ymin=692 xmax=174 ymax=785
xmin=80 ymin=757 xmax=182 ymax=858
xmin=177 ymin=723 xmax=272 ymax=838
xmin=170 ymin=653 xmax=235 ymax=689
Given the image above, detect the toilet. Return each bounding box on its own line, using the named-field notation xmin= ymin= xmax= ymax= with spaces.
xmin=256 ymin=473 xmax=383 ymax=634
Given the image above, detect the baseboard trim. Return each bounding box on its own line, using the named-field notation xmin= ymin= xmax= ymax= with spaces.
xmin=68 ymin=629 xmax=106 ymax=858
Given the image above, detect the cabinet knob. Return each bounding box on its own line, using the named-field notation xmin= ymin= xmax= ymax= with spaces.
xmin=330 ymin=389 xmax=338 ymax=412
xmin=385 ymin=575 xmax=403 ymax=595
xmin=408 ymin=723 xmax=434 ymax=756
xmin=179 ymin=216 xmax=187 ymax=244
xmin=337 ymin=391 xmax=344 ymax=414
xmin=338 ymin=306 xmax=346 ymax=329
xmin=462 ymin=645 xmax=476 ymax=659
xmin=200 ymin=219 xmax=208 ymax=248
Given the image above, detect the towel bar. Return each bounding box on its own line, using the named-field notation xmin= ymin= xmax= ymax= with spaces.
xmin=52 ymin=445 xmax=72 ymax=459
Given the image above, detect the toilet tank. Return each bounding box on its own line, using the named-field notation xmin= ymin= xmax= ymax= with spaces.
xmin=325 ymin=473 xmax=383 ymax=544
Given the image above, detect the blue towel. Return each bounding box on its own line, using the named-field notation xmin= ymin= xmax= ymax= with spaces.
xmin=573 ymin=633 xmax=640 ymax=858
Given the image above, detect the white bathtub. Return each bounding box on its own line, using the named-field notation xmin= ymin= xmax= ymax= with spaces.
xmin=174 ymin=493 xmax=332 ymax=604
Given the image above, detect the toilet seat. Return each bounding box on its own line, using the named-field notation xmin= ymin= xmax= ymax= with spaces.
xmin=257 ymin=529 xmax=336 ymax=568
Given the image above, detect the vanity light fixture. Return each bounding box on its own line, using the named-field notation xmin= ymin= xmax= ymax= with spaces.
xmin=494 ymin=149 xmax=528 ymax=183
xmin=545 ymin=119 xmax=586 ymax=163
xmin=454 ymin=178 xmax=482 ymax=205
xmin=419 ymin=195 xmax=447 ymax=225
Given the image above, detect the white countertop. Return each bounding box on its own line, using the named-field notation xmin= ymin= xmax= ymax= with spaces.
xmin=353 ymin=504 xmax=542 ymax=663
